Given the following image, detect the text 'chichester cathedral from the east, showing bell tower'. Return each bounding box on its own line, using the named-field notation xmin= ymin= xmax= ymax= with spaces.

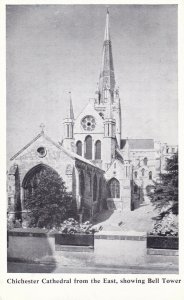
xmin=8 ymin=9 xmax=177 ymax=222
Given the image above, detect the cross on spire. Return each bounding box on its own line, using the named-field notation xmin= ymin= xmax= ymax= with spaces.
xmin=40 ymin=123 xmax=45 ymax=133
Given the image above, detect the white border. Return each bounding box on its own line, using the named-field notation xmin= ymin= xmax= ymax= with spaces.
xmin=0 ymin=1 xmax=184 ymax=300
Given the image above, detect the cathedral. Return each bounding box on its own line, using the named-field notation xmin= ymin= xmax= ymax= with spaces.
xmin=7 ymin=10 xmax=177 ymax=222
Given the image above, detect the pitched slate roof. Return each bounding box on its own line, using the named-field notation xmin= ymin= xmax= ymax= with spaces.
xmin=120 ymin=139 xmax=154 ymax=150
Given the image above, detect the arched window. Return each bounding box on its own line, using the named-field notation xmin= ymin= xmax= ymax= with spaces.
xmin=143 ymin=157 xmax=148 ymax=166
xmin=141 ymin=168 xmax=145 ymax=176
xmin=134 ymin=171 xmax=138 ymax=179
xmin=93 ymin=174 xmax=97 ymax=202
xmin=108 ymin=178 xmax=120 ymax=198
xmin=95 ymin=140 xmax=101 ymax=160
xmin=85 ymin=135 xmax=92 ymax=159
xmin=76 ymin=141 xmax=82 ymax=156
xmin=149 ymin=171 xmax=152 ymax=180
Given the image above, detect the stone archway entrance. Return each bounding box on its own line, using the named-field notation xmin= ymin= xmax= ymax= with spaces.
xmin=22 ymin=163 xmax=70 ymax=227
xmin=22 ymin=164 xmax=60 ymax=206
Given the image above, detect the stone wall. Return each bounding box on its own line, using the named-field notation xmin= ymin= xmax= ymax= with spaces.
xmin=7 ymin=229 xmax=178 ymax=269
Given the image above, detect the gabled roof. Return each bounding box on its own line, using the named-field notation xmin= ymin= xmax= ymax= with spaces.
xmin=120 ymin=139 xmax=154 ymax=150
xmin=10 ymin=132 xmax=61 ymax=161
xmin=74 ymin=100 xmax=104 ymax=134
xmin=10 ymin=131 xmax=103 ymax=171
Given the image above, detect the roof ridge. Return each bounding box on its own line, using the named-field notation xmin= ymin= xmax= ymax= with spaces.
xmin=10 ymin=132 xmax=43 ymax=160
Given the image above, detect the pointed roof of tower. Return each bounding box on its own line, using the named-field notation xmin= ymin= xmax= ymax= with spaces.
xmin=66 ymin=92 xmax=74 ymax=119
xmin=99 ymin=9 xmax=115 ymax=103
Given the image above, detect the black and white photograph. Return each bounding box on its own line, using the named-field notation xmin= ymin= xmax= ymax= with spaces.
xmin=6 ymin=4 xmax=179 ymax=275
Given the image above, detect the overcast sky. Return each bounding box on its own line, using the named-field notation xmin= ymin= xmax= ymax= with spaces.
xmin=6 ymin=5 xmax=178 ymax=159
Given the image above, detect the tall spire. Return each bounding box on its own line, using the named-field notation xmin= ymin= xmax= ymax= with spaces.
xmin=99 ymin=9 xmax=115 ymax=103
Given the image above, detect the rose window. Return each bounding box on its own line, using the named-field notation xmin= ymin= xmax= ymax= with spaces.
xmin=81 ymin=116 xmax=96 ymax=131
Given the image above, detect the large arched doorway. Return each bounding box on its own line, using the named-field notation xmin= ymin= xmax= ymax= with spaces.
xmin=22 ymin=164 xmax=61 ymax=204
xmin=108 ymin=178 xmax=120 ymax=198
xmin=22 ymin=164 xmax=69 ymax=227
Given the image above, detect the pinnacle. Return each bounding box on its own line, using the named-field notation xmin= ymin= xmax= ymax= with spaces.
xmin=66 ymin=92 xmax=74 ymax=120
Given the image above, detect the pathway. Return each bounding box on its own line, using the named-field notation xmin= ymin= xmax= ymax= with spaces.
xmin=93 ymin=200 xmax=158 ymax=233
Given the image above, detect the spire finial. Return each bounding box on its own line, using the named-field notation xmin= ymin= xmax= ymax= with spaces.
xmin=104 ymin=7 xmax=110 ymax=41
xmin=40 ymin=123 xmax=45 ymax=133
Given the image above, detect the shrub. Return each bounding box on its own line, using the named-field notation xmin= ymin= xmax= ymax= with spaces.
xmin=25 ymin=168 xmax=72 ymax=228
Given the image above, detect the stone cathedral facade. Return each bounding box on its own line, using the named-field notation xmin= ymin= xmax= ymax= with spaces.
xmin=7 ymin=11 xmax=177 ymax=222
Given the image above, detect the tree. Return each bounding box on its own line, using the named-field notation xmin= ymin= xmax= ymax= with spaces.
xmin=148 ymin=152 xmax=178 ymax=219
xmin=25 ymin=168 xmax=72 ymax=228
